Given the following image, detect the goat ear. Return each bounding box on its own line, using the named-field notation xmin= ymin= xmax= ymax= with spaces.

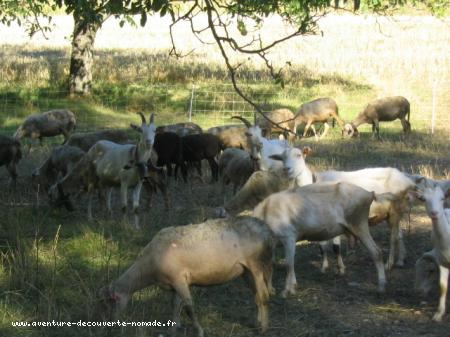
xmin=269 ymin=154 xmax=283 ymax=161
xmin=130 ymin=123 xmax=142 ymax=132
xmin=302 ymin=146 xmax=312 ymax=157
xmin=445 ymin=188 xmax=450 ymax=198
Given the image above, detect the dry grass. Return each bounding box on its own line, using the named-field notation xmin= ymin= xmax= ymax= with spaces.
xmin=0 ymin=131 xmax=449 ymax=337
xmin=1 ymin=10 xmax=450 ymax=337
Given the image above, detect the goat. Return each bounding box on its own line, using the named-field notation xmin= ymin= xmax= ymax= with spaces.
xmin=253 ymin=182 xmax=386 ymax=297
xmin=206 ymin=124 xmax=248 ymax=150
xmin=98 ymin=216 xmax=273 ymax=336
xmin=14 ymin=109 xmax=76 ymax=144
xmin=32 ymin=145 xmax=85 ymax=192
xmin=257 ymin=108 xmax=296 ymax=141
xmin=218 ymin=148 xmax=259 ymax=195
xmin=153 ymin=131 xmax=186 ymax=181
xmin=51 ymin=112 xmax=156 ymax=228
xmin=271 ymin=148 xmax=416 ymax=270
xmin=232 ymin=116 xmax=288 ymax=172
xmin=143 ymin=158 xmax=171 ymax=211
xmin=66 ymin=129 xmax=132 ymax=152
xmin=294 ymin=97 xmax=344 ymax=140
xmin=415 ymin=184 xmax=450 ymax=321
xmin=175 ymin=133 xmax=220 ymax=182
xmin=0 ymin=135 xmax=22 ymax=187
xmin=217 ymin=147 xmax=313 ymax=217
xmin=343 ymin=96 xmax=411 ymax=138
xmin=407 ymin=174 xmax=450 ymax=208
xmin=156 ymin=122 xmax=202 ymax=136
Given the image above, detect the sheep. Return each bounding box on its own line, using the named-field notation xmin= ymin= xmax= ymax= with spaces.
xmin=14 ymin=109 xmax=76 ymax=144
xmin=415 ymin=184 xmax=450 ymax=321
xmin=294 ymin=97 xmax=344 ymax=140
xmin=32 ymin=145 xmax=85 ymax=192
xmin=66 ymin=129 xmax=132 ymax=152
xmin=50 ymin=112 xmax=156 ymax=228
xmin=218 ymin=148 xmax=259 ymax=195
xmin=0 ymin=135 xmax=22 ymax=186
xmin=253 ymin=182 xmax=386 ymax=297
xmin=343 ymin=96 xmax=411 ymax=138
xmin=98 ymin=216 xmax=273 ymax=336
xmin=153 ymin=131 xmax=186 ymax=181
xmin=206 ymin=124 xmax=248 ymax=150
xmin=156 ymin=122 xmax=202 ymax=136
xmin=256 ymin=108 xmax=296 ymax=141
xmin=175 ymin=133 xmax=220 ymax=182
xmin=232 ymin=116 xmax=289 ymax=172
xmin=271 ymin=147 xmax=416 ymax=270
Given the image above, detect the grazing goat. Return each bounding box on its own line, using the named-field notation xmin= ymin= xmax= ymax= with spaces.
xmin=253 ymin=182 xmax=386 ymax=297
xmin=51 ymin=112 xmax=156 ymax=228
xmin=218 ymin=148 xmax=259 ymax=195
xmin=257 ymin=108 xmax=296 ymax=141
xmin=0 ymin=135 xmax=22 ymax=186
xmin=99 ymin=216 xmax=273 ymax=336
xmin=294 ymin=97 xmax=344 ymax=140
xmin=343 ymin=96 xmax=411 ymax=138
xmin=153 ymin=131 xmax=186 ymax=181
xmin=14 ymin=109 xmax=76 ymax=144
xmin=176 ymin=133 xmax=220 ymax=182
xmin=66 ymin=129 xmax=132 ymax=152
xmin=271 ymin=148 xmax=416 ymax=270
xmin=232 ymin=116 xmax=288 ymax=172
xmin=156 ymin=122 xmax=202 ymax=136
xmin=206 ymin=124 xmax=248 ymax=150
xmin=415 ymin=184 xmax=450 ymax=321
xmin=32 ymin=145 xmax=85 ymax=192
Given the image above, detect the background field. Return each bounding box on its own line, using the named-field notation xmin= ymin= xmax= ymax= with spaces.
xmin=1 ymin=11 xmax=450 ymax=337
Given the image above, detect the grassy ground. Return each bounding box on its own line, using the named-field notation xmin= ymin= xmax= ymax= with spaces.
xmin=1 ymin=10 xmax=450 ymax=337
xmin=0 ymin=128 xmax=449 ymax=337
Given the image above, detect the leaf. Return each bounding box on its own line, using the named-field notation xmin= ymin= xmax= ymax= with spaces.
xmin=119 ymin=19 xmax=125 ymax=28
xmin=140 ymin=11 xmax=147 ymax=26
xmin=237 ymin=19 xmax=247 ymax=36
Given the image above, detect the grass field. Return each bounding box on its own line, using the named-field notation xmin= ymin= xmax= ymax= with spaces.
xmin=1 ymin=10 xmax=450 ymax=337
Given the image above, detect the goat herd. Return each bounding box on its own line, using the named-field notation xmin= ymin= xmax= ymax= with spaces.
xmin=0 ymin=94 xmax=448 ymax=337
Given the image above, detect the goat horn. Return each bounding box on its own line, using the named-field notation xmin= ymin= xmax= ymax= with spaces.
xmin=149 ymin=112 xmax=155 ymax=124
xmin=136 ymin=112 xmax=146 ymax=124
xmin=231 ymin=116 xmax=252 ymax=128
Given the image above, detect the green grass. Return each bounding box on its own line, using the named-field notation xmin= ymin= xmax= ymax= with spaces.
xmin=1 ymin=20 xmax=450 ymax=336
xmin=0 ymin=129 xmax=449 ymax=337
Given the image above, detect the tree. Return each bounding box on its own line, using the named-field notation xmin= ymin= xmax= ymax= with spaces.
xmin=1 ymin=0 xmax=448 ymax=105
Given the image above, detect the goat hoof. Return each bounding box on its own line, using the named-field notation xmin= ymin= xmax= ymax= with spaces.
xmin=268 ymin=286 xmax=276 ymax=296
xmin=395 ymin=261 xmax=405 ymax=268
xmin=432 ymin=313 xmax=443 ymax=322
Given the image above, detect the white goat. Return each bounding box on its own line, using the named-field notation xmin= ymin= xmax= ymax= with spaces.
xmin=232 ymin=116 xmax=289 ymax=172
xmin=271 ymin=147 xmax=416 ymax=270
xmin=253 ymin=182 xmax=386 ymax=297
xmin=51 ymin=112 xmax=156 ymax=228
xmin=415 ymin=184 xmax=450 ymax=322
xmin=218 ymin=148 xmax=259 ymax=195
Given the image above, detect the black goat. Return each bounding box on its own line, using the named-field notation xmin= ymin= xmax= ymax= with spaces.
xmin=176 ymin=133 xmax=220 ymax=182
xmin=0 ymin=135 xmax=22 ymax=186
xmin=153 ymin=132 xmax=187 ymax=182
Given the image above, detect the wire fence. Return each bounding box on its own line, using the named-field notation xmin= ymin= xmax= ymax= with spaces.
xmin=0 ymin=81 xmax=449 ymax=135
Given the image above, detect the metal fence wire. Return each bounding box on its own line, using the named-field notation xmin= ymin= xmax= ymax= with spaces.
xmin=0 ymin=81 xmax=449 ymax=135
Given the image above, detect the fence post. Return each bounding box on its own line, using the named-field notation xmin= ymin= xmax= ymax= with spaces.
xmin=188 ymin=84 xmax=195 ymax=122
xmin=431 ymin=80 xmax=437 ymax=134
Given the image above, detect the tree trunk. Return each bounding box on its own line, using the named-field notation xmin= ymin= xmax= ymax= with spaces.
xmin=69 ymin=18 xmax=100 ymax=96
